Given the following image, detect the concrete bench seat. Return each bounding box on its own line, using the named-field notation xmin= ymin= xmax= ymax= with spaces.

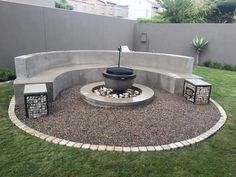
xmin=14 ymin=64 xmax=107 ymax=104
xmin=14 ymin=65 xmax=200 ymax=105
xmin=132 ymin=66 xmax=201 ymax=93
xmin=14 ymin=64 xmax=107 ymax=83
xmin=14 ymin=64 xmax=200 ymax=84
xmin=14 ymin=50 xmax=198 ymax=105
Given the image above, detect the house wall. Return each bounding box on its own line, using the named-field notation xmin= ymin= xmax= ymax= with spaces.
xmin=0 ymin=1 xmax=135 ymax=68
xmin=128 ymin=0 xmax=159 ymax=20
xmin=116 ymin=6 xmax=128 ymax=18
xmin=68 ymin=0 xmax=128 ymax=18
xmin=134 ymin=23 xmax=236 ymax=65
xmin=128 ymin=0 xmax=152 ymax=19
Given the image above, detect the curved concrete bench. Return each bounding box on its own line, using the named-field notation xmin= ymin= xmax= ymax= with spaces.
xmin=14 ymin=50 xmax=200 ymax=105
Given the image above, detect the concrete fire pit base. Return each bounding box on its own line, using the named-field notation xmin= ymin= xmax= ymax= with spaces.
xmin=80 ymin=82 xmax=154 ymax=107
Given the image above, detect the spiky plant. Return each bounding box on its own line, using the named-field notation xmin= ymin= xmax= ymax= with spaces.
xmin=192 ymin=36 xmax=208 ymax=65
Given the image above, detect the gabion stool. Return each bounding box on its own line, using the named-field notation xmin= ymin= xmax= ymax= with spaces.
xmin=183 ymin=79 xmax=211 ymax=104
xmin=24 ymin=84 xmax=48 ymax=118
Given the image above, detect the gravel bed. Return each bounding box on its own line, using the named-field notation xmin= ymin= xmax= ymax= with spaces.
xmin=15 ymin=85 xmax=220 ymax=147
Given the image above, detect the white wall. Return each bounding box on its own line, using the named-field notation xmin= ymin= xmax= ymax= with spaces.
xmin=128 ymin=0 xmax=152 ymax=20
xmin=0 ymin=0 xmax=55 ymax=7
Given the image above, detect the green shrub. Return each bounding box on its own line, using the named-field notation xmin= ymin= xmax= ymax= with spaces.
xmin=212 ymin=62 xmax=223 ymax=69
xmin=223 ymin=64 xmax=234 ymax=71
xmin=192 ymin=36 xmax=209 ymax=65
xmin=55 ymin=0 xmax=73 ymax=10
xmin=192 ymin=36 xmax=209 ymax=51
xmin=202 ymin=60 xmax=212 ymax=67
xmin=159 ymin=0 xmax=210 ymax=23
xmin=0 ymin=71 xmax=8 ymax=81
xmin=137 ymin=14 xmax=170 ymax=23
xmin=202 ymin=60 xmax=236 ymax=72
xmin=0 ymin=68 xmax=16 ymax=82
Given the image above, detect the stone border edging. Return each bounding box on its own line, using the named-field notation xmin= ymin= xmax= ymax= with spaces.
xmin=0 ymin=80 xmax=13 ymax=85
xmin=8 ymin=96 xmax=227 ymax=152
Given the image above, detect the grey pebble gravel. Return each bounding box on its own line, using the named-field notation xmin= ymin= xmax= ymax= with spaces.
xmin=15 ymin=85 xmax=220 ymax=147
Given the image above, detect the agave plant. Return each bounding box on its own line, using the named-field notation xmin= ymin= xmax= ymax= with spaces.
xmin=192 ymin=36 xmax=208 ymax=65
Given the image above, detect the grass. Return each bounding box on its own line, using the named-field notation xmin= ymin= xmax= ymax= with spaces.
xmin=0 ymin=68 xmax=16 ymax=82
xmin=0 ymin=66 xmax=236 ymax=177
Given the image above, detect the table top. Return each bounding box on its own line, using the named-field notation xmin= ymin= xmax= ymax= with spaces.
xmin=24 ymin=84 xmax=47 ymax=94
xmin=185 ymin=79 xmax=211 ymax=86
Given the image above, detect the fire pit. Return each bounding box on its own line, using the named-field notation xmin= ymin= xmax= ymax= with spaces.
xmin=103 ymin=46 xmax=136 ymax=92
xmin=80 ymin=82 xmax=154 ymax=107
xmin=80 ymin=46 xmax=154 ymax=107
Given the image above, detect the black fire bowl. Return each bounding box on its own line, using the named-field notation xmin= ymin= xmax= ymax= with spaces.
xmin=103 ymin=67 xmax=136 ymax=92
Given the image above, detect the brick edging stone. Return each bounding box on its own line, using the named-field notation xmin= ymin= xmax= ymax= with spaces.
xmin=8 ymin=96 xmax=227 ymax=152
xmin=0 ymin=80 xmax=13 ymax=85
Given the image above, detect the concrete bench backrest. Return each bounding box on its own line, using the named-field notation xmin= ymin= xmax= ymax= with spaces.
xmin=15 ymin=50 xmax=194 ymax=79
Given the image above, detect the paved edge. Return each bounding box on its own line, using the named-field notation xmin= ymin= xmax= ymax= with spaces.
xmin=0 ymin=80 xmax=13 ymax=85
xmin=8 ymin=96 xmax=227 ymax=152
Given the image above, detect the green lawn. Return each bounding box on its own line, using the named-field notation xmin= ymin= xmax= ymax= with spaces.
xmin=0 ymin=66 xmax=236 ymax=177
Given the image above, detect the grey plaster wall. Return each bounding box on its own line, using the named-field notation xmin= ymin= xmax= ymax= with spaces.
xmin=0 ymin=0 xmax=55 ymax=7
xmin=0 ymin=1 xmax=135 ymax=68
xmin=134 ymin=23 xmax=236 ymax=65
xmin=1 ymin=0 xmax=236 ymax=68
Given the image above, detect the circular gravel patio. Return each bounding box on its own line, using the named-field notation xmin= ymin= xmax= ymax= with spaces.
xmin=15 ymin=85 xmax=221 ymax=147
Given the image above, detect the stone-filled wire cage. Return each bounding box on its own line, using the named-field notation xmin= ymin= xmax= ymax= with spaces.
xmin=24 ymin=84 xmax=48 ymax=118
xmin=183 ymin=79 xmax=212 ymax=105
